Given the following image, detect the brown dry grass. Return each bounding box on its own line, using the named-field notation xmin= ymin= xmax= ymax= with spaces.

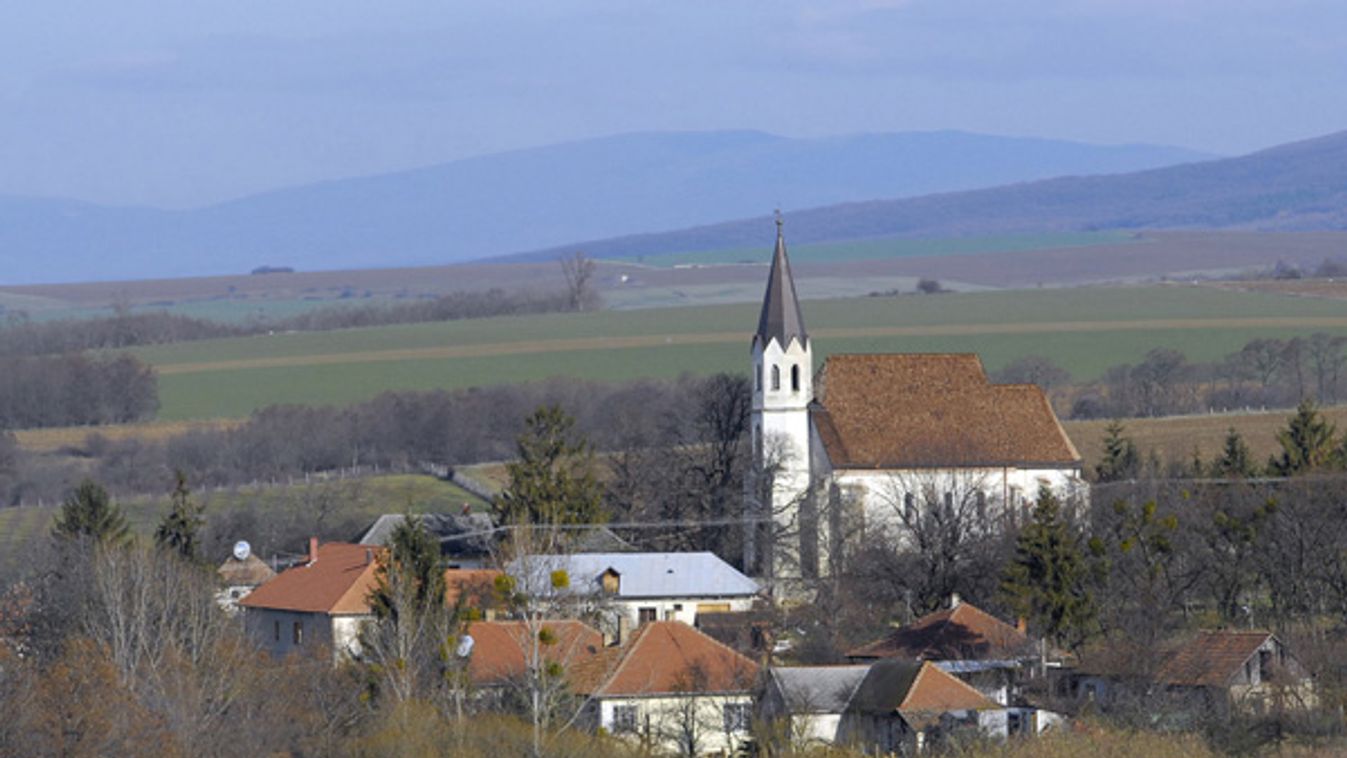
xmin=1064 ymin=405 xmax=1347 ymax=472
xmin=13 ymin=419 xmax=243 ymax=453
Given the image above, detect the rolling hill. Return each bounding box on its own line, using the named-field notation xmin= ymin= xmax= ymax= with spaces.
xmin=0 ymin=130 xmax=1207 ymax=285
xmin=515 ymin=130 xmax=1347 ymax=262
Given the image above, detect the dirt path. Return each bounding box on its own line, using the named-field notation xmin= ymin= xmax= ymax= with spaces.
xmin=152 ymin=316 xmax=1347 ymax=376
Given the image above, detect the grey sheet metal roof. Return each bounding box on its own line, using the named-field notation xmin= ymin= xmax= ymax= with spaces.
xmin=359 ymin=513 xmax=495 ymax=558
xmin=770 ymin=666 xmax=871 ymax=714
xmin=511 ymin=552 xmax=759 ymax=599
xmin=753 ymin=219 xmax=808 ymax=351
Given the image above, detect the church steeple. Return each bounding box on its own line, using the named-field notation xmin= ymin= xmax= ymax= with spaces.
xmin=754 ymin=214 xmax=808 ymax=351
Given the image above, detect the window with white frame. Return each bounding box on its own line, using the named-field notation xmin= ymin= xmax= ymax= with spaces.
xmin=612 ymin=704 xmax=639 ymax=733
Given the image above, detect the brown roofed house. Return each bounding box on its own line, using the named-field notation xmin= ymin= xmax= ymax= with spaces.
xmin=464 ymin=619 xmax=603 ymax=687
xmin=743 ymin=224 xmax=1085 ymax=582
xmin=240 ymin=539 xmax=383 ymax=660
xmin=841 ymin=659 xmax=1003 ymax=753
xmin=572 ymin=621 xmax=759 ymax=755
xmin=847 ymin=598 xmax=1032 ymax=663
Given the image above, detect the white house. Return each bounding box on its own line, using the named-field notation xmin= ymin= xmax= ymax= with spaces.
xmin=746 ymin=220 xmax=1085 ymax=580
xmin=758 ymin=665 xmax=870 ymax=747
xmin=239 ymin=539 xmax=382 ymax=660
xmin=507 ymin=551 xmax=760 ymax=639
xmin=572 ymin=621 xmax=759 ymax=756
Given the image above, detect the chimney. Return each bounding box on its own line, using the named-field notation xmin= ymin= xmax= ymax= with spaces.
xmin=1017 ymin=617 xmax=1028 ymax=635
xmin=949 ymin=592 xmax=961 ymax=609
xmin=365 ymin=548 xmax=374 ymax=565
xmin=308 ymin=537 xmax=319 ymax=565
xmin=613 ymin=614 xmax=632 ymax=647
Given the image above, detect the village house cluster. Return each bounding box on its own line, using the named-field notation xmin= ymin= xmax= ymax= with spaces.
xmin=219 ymin=226 xmax=1316 ymax=755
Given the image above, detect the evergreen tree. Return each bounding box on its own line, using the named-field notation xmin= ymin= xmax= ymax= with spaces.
xmin=1094 ymin=421 xmax=1140 ymax=482
xmin=497 ymin=405 xmax=605 ymax=532
xmin=154 ymin=470 xmax=205 ymax=560
xmin=1211 ymin=427 xmax=1257 ymax=478
xmin=1270 ymin=400 xmax=1338 ymax=476
xmin=52 ymin=479 xmax=130 ymax=545
xmin=369 ymin=512 xmax=446 ymax=621
xmin=1001 ymin=487 xmax=1096 ymax=650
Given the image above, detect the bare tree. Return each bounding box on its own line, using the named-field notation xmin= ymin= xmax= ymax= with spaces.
xmin=559 ymin=251 xmax=600 ymax=312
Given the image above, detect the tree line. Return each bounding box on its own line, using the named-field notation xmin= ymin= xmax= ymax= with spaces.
xmin=0 ymin=352 xmax=157 ymax=429
xmin=996 ymin=333 xmax=1347 ymax=419
xmin=0 ymin=286 xmax=580 ymax=358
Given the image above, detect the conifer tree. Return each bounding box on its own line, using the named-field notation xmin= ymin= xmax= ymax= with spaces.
xmin=1094 ymin=421 xmax=1139 ymax=482
xmin=497 ymin=405 xmax=605 ymax=534
xmin=1002 ymin=487 xmax=1095 ymax=650
xmin=1211 ymin=427 xmax=1257 ymax=478
xmin=52 ymin=479 xmax=130 ymax=546
xmin=154 ymin=470 xmax=205 ymax=560
xmin=369 ymin=512 xmax=446 ymax=622
xmin=1269 ymin=400 xmax=1338 ymax=476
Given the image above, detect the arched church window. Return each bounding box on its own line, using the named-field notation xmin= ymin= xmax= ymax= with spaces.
xmin=756 ymin=365 xmax=762 ymax=392
xmin=791 ymin=364 xmax=800 ymax=392
xmin=903 ymin=493 xmax=915 ymax=523
xmin=771 ymin=365 xmax=781 ymax=391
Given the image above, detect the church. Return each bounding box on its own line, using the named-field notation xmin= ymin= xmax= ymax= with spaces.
xmin=745 ymin=221 xmax=1085 ymax=580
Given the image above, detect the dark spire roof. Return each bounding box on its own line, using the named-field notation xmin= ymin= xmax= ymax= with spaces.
xmin=754 ymin=215 xmax=808 ymax=350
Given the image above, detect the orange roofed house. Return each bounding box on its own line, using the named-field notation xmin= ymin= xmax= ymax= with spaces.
xmin=240 ymin=540 xmax=383 ymax=659
xmin=571 ymin=621 xmax=759 ymax=756
xmin=745 ymin=222 xmax=1085 ymax=579
xmin=840 ymin=658 xmax=1004 ymax=754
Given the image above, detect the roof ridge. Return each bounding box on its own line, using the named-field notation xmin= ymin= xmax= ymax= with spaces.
xmin=594 ymin=622 xmax=653 ymax=696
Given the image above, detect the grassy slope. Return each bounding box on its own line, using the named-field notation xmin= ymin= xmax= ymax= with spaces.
xmin=124 ymin=285 xmax=1347 ymax=421
xmin=0 ymin=474 xmax=488 ymax=578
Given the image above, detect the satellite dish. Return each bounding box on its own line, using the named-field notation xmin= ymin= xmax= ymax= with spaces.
xmin=233 ymin=540 xmax=252 ymax=561
xmin=456 ymin=634 xmax=475 ymax=658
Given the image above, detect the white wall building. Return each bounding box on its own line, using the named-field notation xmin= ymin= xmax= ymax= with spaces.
xmin=746 ymin=221 xmax=1085 ymax=581
xmin=509 ymin=551 xmax=760 ymax=639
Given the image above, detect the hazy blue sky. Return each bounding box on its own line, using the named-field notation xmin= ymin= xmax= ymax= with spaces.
xmin=3 ymin=0 xmax=1344 ymax=207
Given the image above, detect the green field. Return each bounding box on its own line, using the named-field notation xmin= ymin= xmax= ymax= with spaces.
xmin=126 ymin=285 xmax=1347 ymax=421
xmin=624 ymin=231 xmax=1141 ymax=267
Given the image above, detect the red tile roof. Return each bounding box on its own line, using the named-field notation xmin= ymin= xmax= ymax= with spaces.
xmin=465 ymin=620 xmax=603 ymax=686
xmin=1156 ymin=631 xmax=1276 ymax=688
xmin=444 ymin=569 xmax=502 ymax=610
xmin=571 ymin=621 xmax=759 ymax=697
xmin=847 ymin=601 xmax=1032 ymax=661
xmin=239 ymin=542 xmax=382 ymax=615
xmin=812 ymin=354 xmax=1080 ymax=468
xmin=850 ymin=659 xmax=997 ymax=729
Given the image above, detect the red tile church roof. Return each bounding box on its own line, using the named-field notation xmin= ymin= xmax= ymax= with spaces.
xmin=812 ymin=354 xmax=1080 ymax=468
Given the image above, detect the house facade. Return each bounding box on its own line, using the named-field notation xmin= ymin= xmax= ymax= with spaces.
xmin=745 ymin=221 xmax=1085 ymax=580
xmin=239 ymin=539 xmax=382 ymax=659
xmin=508 ymin=552 xmax=760 ymax=639
xmin=571 ymin=621 xmax=759 ymax=757
xmin=758 ymin=665 xmax=870 ymax=747
xmin=839 ymin=658 xmax=1006 ymax=754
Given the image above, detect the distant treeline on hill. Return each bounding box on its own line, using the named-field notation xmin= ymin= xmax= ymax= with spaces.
xmin=0 ymin=353 xmax=157 ymax=429
xmin=0 ymin=374 xmax=748 ymax=509
xmin=0 ymin=287 xmax=577 ymax=357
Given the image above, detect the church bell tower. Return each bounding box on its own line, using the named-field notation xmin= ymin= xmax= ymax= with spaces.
xmin=747 ymin=215 xmax=814 ymax=578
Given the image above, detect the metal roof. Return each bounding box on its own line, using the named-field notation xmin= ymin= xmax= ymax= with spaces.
xmin=769 ymin=666 xmax=871 ymax=714
xmin=359 ymin=513 xmax=495 ymax=558
xmin=754 ymin=219 xmax=808 ymax=351
xmin=510 ymin=551 xmax=759 ymax=599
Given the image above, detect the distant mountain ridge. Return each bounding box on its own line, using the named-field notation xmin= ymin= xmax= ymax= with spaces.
xmin=0 ymin=130 xmax=1209 ymax=284
xmin=512 ymin=130 xmax=1347 ymax=262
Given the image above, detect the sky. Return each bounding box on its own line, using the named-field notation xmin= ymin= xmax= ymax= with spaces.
xmin=2 ymin=0 xmax=1345 ymax=208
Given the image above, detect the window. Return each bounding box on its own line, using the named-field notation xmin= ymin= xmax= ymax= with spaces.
xmin=943 ymin=491 xmax=954 ymax=520
xmin=273 ymin=620 xmax=280 ymax=642
xmin=976 ymin=490 xmax=987 ymax=520
xmin=790 ymin=364 xmax=800 ymax=392
xmin=903 ymin=493 xmax=916 ymax=522
xmin=293 ymin=621 xmax=303 ymax=645
xmin=723 ymin=702 xmax=751 ymax=733
xmin=612 ymin=704 xmax=639 ymax=734
xmin=638 ymin=607 xmax=657 ymax=625
xmin=755 ymin=364 xmax=762 ymax=391
xmin=1259 ymin=649 xmax=1273 ymax=681
xmin=771 ymin=365 xmax=780 ymax=391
